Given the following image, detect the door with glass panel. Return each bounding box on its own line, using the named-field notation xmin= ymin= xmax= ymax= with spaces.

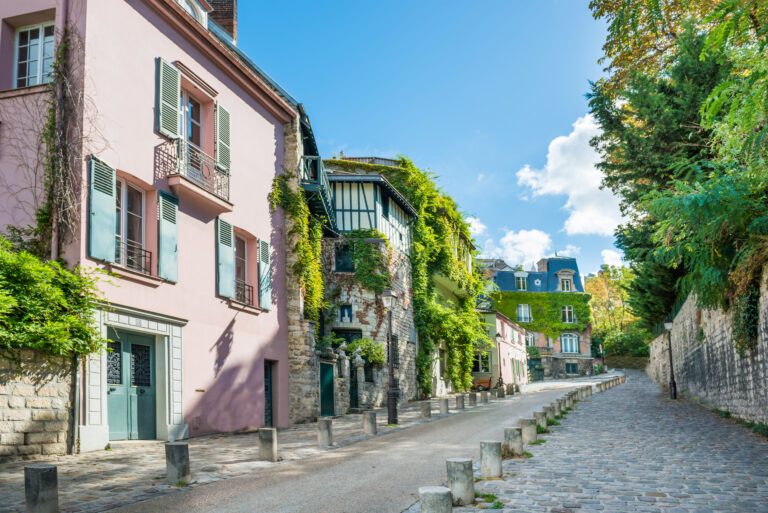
xmin=106 ymin=328 xmax=156 ymax=440
xmin=180 ymin=92 xmax=210 ymax=186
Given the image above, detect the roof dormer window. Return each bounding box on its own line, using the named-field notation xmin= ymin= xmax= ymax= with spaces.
xmin=178 ymin=0 xmax=207 ymax=25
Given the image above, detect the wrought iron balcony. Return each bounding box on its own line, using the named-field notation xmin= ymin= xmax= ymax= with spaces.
xmin=114 ymin=238 xmax=152 ymax=276
xmin=299 ymin=155 xmax=336 ymax=231
xmin=235 ymin=279 xmax=254 ymax=306
xmin=176 ymin=139 xmax=230 ymax=201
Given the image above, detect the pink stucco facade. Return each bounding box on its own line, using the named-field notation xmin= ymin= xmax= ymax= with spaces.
xmin=0 ymin=0 xmax=296 ymax=449
xmin=473 ymin=310 xmax=528 ymax=388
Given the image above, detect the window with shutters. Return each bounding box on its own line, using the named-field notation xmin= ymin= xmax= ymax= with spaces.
xmin=234 ymin=235 xmax=254 ymax=306
xmin=14 ymin=22 xmax=55 ymax=88
xmin=114 ymin=180 xmax=151 ymax=275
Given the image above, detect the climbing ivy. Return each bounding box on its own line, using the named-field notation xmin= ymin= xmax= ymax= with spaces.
xmin=346 ymin=337 xmax=386 ymax=366
xmin=492 ymin=291 xmax=592 ymax=340
xmin=326 ymin=157 xmax=488 ymax=395
xmin=344 ymin=229 xmax=391 ymax=295
xmin=269 ymin=174 xmax=324 ymax=321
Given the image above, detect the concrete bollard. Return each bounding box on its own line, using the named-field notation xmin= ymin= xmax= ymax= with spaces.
xmin=565 ymin=395 xmax=572 ymax=409
xmin=481 ymin=391 xmax=489 ymax=403
xmin=440 ymin=397 xmax=449 ymax=415
xmin=557 ymin=398 xmax=566 ymax=414
xmin=480 ymin=441 xmax=503 ymax=478
xmin=543 ymin=405 xmax=554 ymax=422
xmin=363 ymin=411 xmax=377 ymax=435
xmin=165 ymin=442 xmax=191 ymax=484
xmin=534 ymin=411 xmax=547 ymax=431
xmin=497 ymin=387 xmax=506 ymax=399
xmin=456 ymin=395 xmax=465 ymax=410
xmin=24 ymin=464 xmax=58 ymax=513
xmin=421 ymin=400 xmax=432 ymax=419
xmin=506 ymin=383 xmax=515 ymax=395
xmin=258 ymin=428 xmax=278 ymax=462
xmin=519 ymin=418 xmax=537 ymax=444
xmin=503 ymin=427 xmax=524 ymax=457
xmin=445 ymin=458 xmax=474 ymax=506
xmin=578 ymin=388 xmax=585 ymax=400
xmin=469 ymin=392 xmax=477 ymax=407
xmin=419 ymin=486 xmax=452 ymax=513
xmin=490 ymin=389 xmax=498 ymax=400
xmin=318 ymin=418 xmax=333 ymax=446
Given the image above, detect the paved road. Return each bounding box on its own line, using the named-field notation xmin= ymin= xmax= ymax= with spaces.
xmin=115 ymin=387 xmax=575 ymax=513
xmin=463 ymin=370 xmax=768 ymax=513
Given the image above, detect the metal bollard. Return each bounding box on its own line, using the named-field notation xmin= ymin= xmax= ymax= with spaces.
xmin=480 ymin=440 xmax=502 ymax=478
xmin=24 ymin=464 xmax=58 ymax=513
xmin=446 ymin=458 xmax=474 ymax=506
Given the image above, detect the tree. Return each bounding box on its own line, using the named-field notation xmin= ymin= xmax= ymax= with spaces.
xmin=584 ymin=265 xmax=635 ymax=333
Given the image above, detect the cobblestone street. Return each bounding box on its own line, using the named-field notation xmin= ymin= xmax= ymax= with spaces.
xmin=466 ymin=370 xmax=768 ymax=513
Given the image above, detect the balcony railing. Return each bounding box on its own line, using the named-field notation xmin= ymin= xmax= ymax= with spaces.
xmin=235 ymin=280 xmax=254 ymax=306
xmin=299 ymin=155 xmax=336 ymax=230
xmin=114 ymin=238 xmax=152 ymax=276
xmin=177 ymin=139 xmax=230 ymax=201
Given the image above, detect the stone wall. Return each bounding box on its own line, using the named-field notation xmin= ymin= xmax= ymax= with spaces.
xmin=0 ymin=351 xmax=74 ymax=462
xmin=647 ymin=271 xmax=768 ymax=423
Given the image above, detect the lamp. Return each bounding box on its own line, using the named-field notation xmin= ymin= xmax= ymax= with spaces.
xmin=380 ymin=289 xmax=399 ymax=424
xmin=381 ymin=289 xmax=396 ymax=310
xmin=664 ymin=316 xmax=677 ymax=400
xmin=664 ymin=316 xmax=673 ymax=331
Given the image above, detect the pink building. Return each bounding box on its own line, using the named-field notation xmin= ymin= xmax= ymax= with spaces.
xmin=0 ymin=0 xmax=306 ymax=451
xmin=473 ymin=309 xmax=528 ymax=389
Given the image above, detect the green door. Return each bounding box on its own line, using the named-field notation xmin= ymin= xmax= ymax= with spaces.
xmin=320 ymin=362 xmax=334 ymax=417
xmin=107 ymin=328 xmax=156 ymax=440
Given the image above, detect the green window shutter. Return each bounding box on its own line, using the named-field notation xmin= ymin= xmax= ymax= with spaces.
xmin=88 ymin=157 xmax=116 ymax=262
xmin=216 ymin=217 xmax=234 ymax=298
xmin=158 ymin=192 xmax=179 ymax=282
xmin=216 ymin=103 xmax=231 ymax=171
xmin=155 ymin=57 xmax=180 ymax=139
xmin=259 ymin=239 xmax=271 ymax=310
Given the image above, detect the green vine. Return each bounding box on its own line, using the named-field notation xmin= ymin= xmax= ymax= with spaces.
xmin=344 ymin=229 xmax=391 ymax=294
xmin=492 ymin=291 xmax=592 ymax=340
xmin=732 ymin=287 xmax=759 ymax=356
xmin=269 ymin=174 xmax=324 ymax=321
xmin=346 ymin=337 xmax=386 ymax=366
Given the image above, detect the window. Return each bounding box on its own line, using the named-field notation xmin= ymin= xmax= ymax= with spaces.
xmin=560 ymin=334 xmax=579 ymax=353
xmin=565 ymin=363 xmax=578 ymax=374
xmin=472 ymin=352 xmax=491 ymax=373
xmin=562 ymin=305 xmax=575 ymax=323
xmin=560 ymin=278 xmax=572 ymax=291
xmin=339 ymin=305 xmax=353 ymax=322
xmin=515 ymin=276 xmax=527 ymax=291
xmin=335 ymin=245 xmax=354 ymax=272
xmin=333 ymin=329 xmax=362 ymax=348
xmin=234 ymin=235 xmax=253 ymax=305
xmin=516 ymin=304 xmax=532 ymax=323
xmin=115 ymin=180 xmax=147 ymax=274
xmin=15 ymin=23 xmax=55 ymax=88
xmin=525 ymin=332 xmax=536 ymax=346
xmin=381 ymin=193 xmax=389 ymax=219
xmin=364 ymin=362 xmax=374 ymax=382
xmin=180 ymin=92 xmax=203 ymax=148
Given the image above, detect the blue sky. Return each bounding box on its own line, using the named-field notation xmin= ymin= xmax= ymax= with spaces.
xmin=238 ymin=0 xmax=624 ymax=275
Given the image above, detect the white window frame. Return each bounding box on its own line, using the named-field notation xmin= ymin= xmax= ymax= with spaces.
xmin=234 ymin=234 xmax=247 ymax=283
xmin=525 ymin=332 xmax=536 ymax=347
xmin=560 ymin=334 xmax=579 ymax=354
xmin=516 ymin=276 xmax=527 ymax=291
xmin=473 ymin=352 xmax=491 ymax=373
xmin=180 ymin=90 xmax=204 ymax=149
xmin=562 ymin=305 xmax=575 ymax=323
xmin=115 ymin=179 xmax=146 ymax=267
xmin=561 ymin=278 xmax=572 ymax=292
xmin=13 ymin=22 xmax=55 ymax=89
xmin=517 ymin=304 xmax=532 ymax=323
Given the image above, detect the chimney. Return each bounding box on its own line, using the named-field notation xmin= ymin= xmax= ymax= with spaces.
xmin=536 ymin=258 xmax=548 ymax=272
xmin=208 ymin=0 xmax=237 ymax=42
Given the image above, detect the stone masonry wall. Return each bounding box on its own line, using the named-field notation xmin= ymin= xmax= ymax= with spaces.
xmin=322 ymin=238 xmax=418 ymax=407
xmin=0 ymin=351 xmax=73 ymax=463
xmin=647 ymin=270 xmax=768 ymax=423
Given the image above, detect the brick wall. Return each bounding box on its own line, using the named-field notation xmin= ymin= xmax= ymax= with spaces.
xmin=208 ymin=0 xmax=237 ymax=40
xmin=647 ymin=270 xmax=768 ymax=423
xmin=0 ymin=351 xmax=73 ymax=462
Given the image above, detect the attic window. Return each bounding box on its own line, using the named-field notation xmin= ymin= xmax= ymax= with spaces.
xmin=179 ymin=0 xmax=205 ymax=24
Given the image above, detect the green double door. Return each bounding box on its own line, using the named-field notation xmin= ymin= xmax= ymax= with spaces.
xmin=107 ymin=328 xmax=157 ymax=440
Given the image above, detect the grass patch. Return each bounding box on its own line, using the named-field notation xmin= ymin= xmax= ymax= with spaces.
xmin=475 ymin=492 xmax=498 ymax=501
xmin=386 ymin=424 xmax=399 ymax=428
xmin=531 ymin=439 xmax=546 ymax=445
xmin=176 ymin=480 xmax=188 ymax=487
xmin=713 ymin=408 xmax=732 ymax=418
xmin=104 ymin=444 xmax=112 ymax=451
xmin=711 ymin=408 xmax=768 ymax=439
xmin=565 ymin=407 xmax=573 ymax=412
xmin=546 ymin=418 xmax=560 ymax=426
xmin=554 ymin=415 xmax=562 ymax=420
xmin=490 ymin=501 xmax=504 ymax=509
xmin=523 ymin=451 xmax=533 ymax=458
xmin=536 ymin=425 xmax=548 ymax=434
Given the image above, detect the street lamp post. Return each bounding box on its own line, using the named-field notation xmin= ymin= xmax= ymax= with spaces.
xmin=664 ymin=316 xmax=677 ymax=400
xmin=381 ymin=289 xmax=399 ymax=425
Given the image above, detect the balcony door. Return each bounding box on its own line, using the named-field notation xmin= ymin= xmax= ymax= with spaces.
xmin=180 ymin=91 xmax=210 ymax=185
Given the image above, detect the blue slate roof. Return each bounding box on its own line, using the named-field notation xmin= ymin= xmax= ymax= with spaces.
xmin=492 ymin=257 xmax=584 ymax=293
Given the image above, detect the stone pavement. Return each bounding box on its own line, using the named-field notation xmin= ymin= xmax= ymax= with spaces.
xmin=0 ymin=389 xmax=535 ymax=513
xmin=458 ymin=370 xmax=768 ymax=513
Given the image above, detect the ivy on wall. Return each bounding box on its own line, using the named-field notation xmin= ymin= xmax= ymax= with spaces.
xmin=326 ymin=157 xmax=487 ymax=395
xmin=345 ymin=229 xmax=391 ymax=295
xmin=269 ymin=174 xmax=324 ymax=321
xmin=492 ymin=291 xmax=593 ymax=340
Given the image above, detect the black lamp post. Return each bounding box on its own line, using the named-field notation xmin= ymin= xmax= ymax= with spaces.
xmin=664 ymin=316 xmax=677 ymax=400
xmin=381 ymin=289 xmax=399 ymax=425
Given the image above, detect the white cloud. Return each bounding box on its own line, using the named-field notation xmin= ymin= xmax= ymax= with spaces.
xmin=477 ymin=173 xmax=485 ymax=181
xmin=516 ymin=114 xmax=623 ymax=237
xmin=557 ymin=244 xmax=581 ymax=257
xmin=466 ymin=217 xmax=487 ymax=237
xmin=601 ymin=249 xmax=624 ymax=267
xmin=482 ymin=229 xmax=552 ymax=267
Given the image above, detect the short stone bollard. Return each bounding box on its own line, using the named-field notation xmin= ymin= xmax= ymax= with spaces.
xmin=446 ymin=458 xmax=474 ymax=506
xmin=490 ymin=389 xmax=498 ymax=400
xmin=480 ymin=440 xmax=502 ymax=478
xmin=534 ymin=411 xmax=547 ymax=431
xmin=557 ymin=398 xmax=566 ymax=414
xmin=421 ymin=400 xmax=432 ymax=419
xmin=469 ymin=392 xmax=477 ymax=407
xmin=565 ymin=395 xmax=572 ymax=409
xmin=543 ymin=405 xmax=554 ymax=422
xmin=165 ymin=442 xmax=191 ymax=484
xmin=481 ymin=391 xmax=489 ymax=403
xmin=456 ymin=394 xmax=465 ymax=410
xmin=497 ymin=387 xmax=506 ymax=399
xmin=24 ymin=464 xmax=58 ymax=513
xmin=318 ymin=417 xmax=333 ymax=446
xmin=440 ymin=397 xmax=449 ymax=415
xmin=363 ymin=411 xmax=377 ymax=435
xmin=506 ymin=383 xmax=515 ymax=395
xmin=259 ymin=428 xmax=278 ymax=462
xmin=419 ymin=486 xmax=452 ymax=513
xmin=503 ymin=427 xmax=524 ymax=457
xmin=519 ymin=418 xmax=537 ymax=444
